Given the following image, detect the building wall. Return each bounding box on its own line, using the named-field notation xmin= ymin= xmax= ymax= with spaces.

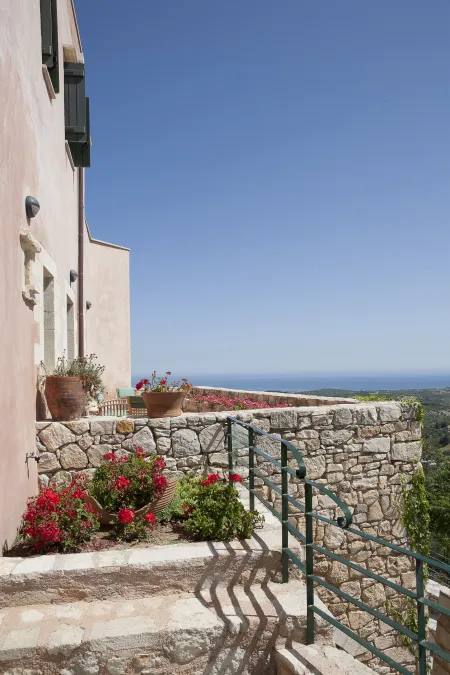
xmin=0 ymin=0 xmax=130 ymax=549
xmin=0 ymin=0 xmax=84 ymax=549
xmin=84 ymin=224 xmax=131 ymax=396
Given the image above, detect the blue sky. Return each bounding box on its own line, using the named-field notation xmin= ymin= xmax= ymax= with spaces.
xmin=76 ymin=0 xmax=450 ymax=377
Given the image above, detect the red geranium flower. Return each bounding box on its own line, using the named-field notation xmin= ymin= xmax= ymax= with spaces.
xmin=228 ymin=474 xmax=242 ymax=483
xmin=145 ymin=513 xmax=156 ymax=524
xmin=136 ymin=381 xmax=143 ymax=390
xmin=114 ymin=476 xmax=130 ymax=491
xmin=153 ymin=474 xmax=167 ymax=492
xmin=72 ymin=489 xmax=86 ymax=499
xmin=118 ymin=508 xmax=135 ymax=524
xmin=201 ymin=473 xmax=221 ymax=487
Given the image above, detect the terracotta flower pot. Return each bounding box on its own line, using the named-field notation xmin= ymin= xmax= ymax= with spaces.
xmin=141 ymin=391 xmax=187 ymax=418
xmin=45 ymin=376 xmax=86 ymax=421
xmin=83 ymin=479 xmax=178 ymax=526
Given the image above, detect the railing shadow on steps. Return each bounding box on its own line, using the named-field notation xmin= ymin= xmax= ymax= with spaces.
xmin=194 ymin=536 xmax=288 ymax=675
xmin=226 ymin=415 xmax=450 ymax=675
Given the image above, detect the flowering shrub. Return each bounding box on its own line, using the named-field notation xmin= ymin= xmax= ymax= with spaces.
xmin=183 ymin=473 xmax=263 ymax=541
xmin=185 ymin=393 xmax=293 ymax=411
xmin=135 ymin=371 xmax=192 ymax=393
xmin=89 ymin=449 xmax=167 ymax=513
xmin=21 ymin=476 xmax=99 ymax=552
xmin=158 ymin=473 xmax=263 ymax=541
xmin=112 ymin=507 xmax=157 ymax=541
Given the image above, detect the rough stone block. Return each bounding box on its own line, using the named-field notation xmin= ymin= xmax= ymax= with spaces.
xmin=116 ymin=419 xmax=134 ymax=434
xmin=320 ymin=429 xmax=353 ymax=446
xmin=379 ymin=403 xmax=402 ymax=422
xmin=304 ymin=456 xmax=326 ymax=480
xmin=122 ymin=427 xmax=156 ymax=454
xmin=63 ymin=420 xmax=90 ymax=435
xmin=90 ymin=419 xmax=116 ymax=436
xmin=78 ymin=435 xmax=94 ymax=451
xmin=39 ymin=423 xmax=75 ymax=452
xmin=209 ymin=453 xmax=229 ymax=467
xmin=362 ymin=437 xmax=390 ymax=454
xmin=391 ymin=441 xmax=422 ymax=461
xmin=38 ymin=452 xmax=61 ymax=473
xmin=87 ymin=445 xmax=111 ymax=468
xmin=334 ymin=408 xmax=353 ymax=427
xmin=172 ymin=429 xmax=201 ymax=457
xmin=60 ymin=444 xmax=88 ymax=470
xmin=270 ymin=409 xmax=297 ymax=429
xmin=199 ymin=424 xmax=225 ymax=454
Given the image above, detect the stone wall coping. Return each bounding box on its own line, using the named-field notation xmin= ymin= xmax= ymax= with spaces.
xmin=0 ymin=527 xmax=291 ymax=580
xmin=37 ymin=399 xmax=412 ymax=428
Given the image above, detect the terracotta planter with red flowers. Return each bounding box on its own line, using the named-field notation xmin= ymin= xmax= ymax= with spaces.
xmin=135 ymin=371 xmax=192 ymax=418
xmin=141 ymin=391 xmax=187 ymax=418
xmin=83 ymin=479 xmax=177 ymax=526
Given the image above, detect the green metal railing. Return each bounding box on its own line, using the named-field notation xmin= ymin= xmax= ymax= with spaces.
xmin=227 ymin=416 xmax=450 ymax=675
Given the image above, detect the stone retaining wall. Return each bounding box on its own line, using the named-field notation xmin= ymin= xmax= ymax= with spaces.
xmin=36 ymin=397 xmax=423 ymax=673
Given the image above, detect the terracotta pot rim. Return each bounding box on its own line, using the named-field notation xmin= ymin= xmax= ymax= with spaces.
xmin=45 ymin=376 xmax=84 ymax=382
xmin=141 ymin=391 xmax=187 ymax=397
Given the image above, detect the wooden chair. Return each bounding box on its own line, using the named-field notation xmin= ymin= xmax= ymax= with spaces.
xmin=98 ymin=399 xmax=128 ymax=416
xmin=127 ymin=396 xmax=148 ymax=417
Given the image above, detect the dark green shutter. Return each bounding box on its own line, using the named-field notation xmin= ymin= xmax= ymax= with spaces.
xmin=40 ymin=0 xmax=53 ymax=65
xmin=64 ymin=62 xmax=87 ymax=142
xmin=69 ymin=98 xmax=91 ymax=168
xmin=40 ymin=0 xmax=59 ymax=93
xmin=65 ymin=61 xmax=91 ymax=168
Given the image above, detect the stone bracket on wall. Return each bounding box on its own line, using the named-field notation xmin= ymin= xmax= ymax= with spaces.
xmin=20 ymin=229 xmax=42 ymax=307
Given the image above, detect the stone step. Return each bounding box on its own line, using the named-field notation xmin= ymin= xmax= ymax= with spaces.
xmin=0 ymin=581 xmax=333 ymax=675
xmin=276 ymin=644 xmax=377 ymax=675
xmin=0 ymin=527 xmax=303 ymax=609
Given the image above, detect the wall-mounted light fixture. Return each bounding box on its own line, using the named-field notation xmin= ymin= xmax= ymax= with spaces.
xmin=25 ymin=196 xmax=40 ymax=219
xmin=70 ymin=269 xmax=78 ymax=283
xmin=86 ymin=301 xmax=92 ymax=310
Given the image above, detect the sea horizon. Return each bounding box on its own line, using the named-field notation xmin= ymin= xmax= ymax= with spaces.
xmin=131 ymin=372 xmax=450 ymax=393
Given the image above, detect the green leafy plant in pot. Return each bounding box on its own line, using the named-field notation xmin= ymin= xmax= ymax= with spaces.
xmin=41 ymin=354 xmax=105 ymax=421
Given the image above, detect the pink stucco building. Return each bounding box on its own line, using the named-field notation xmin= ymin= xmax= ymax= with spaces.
xmin=0 ymin=0 xmax=131 ymax=549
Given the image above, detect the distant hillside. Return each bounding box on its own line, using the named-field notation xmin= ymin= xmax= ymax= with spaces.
xmin=303 ymin=387 xmax=450 ymax=467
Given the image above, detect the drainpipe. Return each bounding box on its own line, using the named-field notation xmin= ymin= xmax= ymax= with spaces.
xmin=78 ymin=167 xmax=85 ymax=358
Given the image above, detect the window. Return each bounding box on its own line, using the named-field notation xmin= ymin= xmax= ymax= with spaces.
xmin=40 ymin=0 xmax=59 ymax=93
xmin=64 ymin=62 xmax=91 ymax=167
xmin=67 ymin=298 xmax=75 ymax=362
xmin=43 ymin=270 xmax=55 ymax=371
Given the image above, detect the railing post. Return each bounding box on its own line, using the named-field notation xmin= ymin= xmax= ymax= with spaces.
xmin=248 ymin=427 xmax=255 ymax=512
xmin=305 ymin=480 xmax=314 ymax=644
xmin=281 ymin=442 xmax=289 ymax=584
xmin=416 ymin=558 xmax=427 ymax=675
xmin=227 ymin=417 xmax=233 ymax=478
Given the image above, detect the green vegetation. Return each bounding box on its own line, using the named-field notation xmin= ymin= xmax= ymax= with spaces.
xmin=305 ymin=387 xmax=450 ymax=563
